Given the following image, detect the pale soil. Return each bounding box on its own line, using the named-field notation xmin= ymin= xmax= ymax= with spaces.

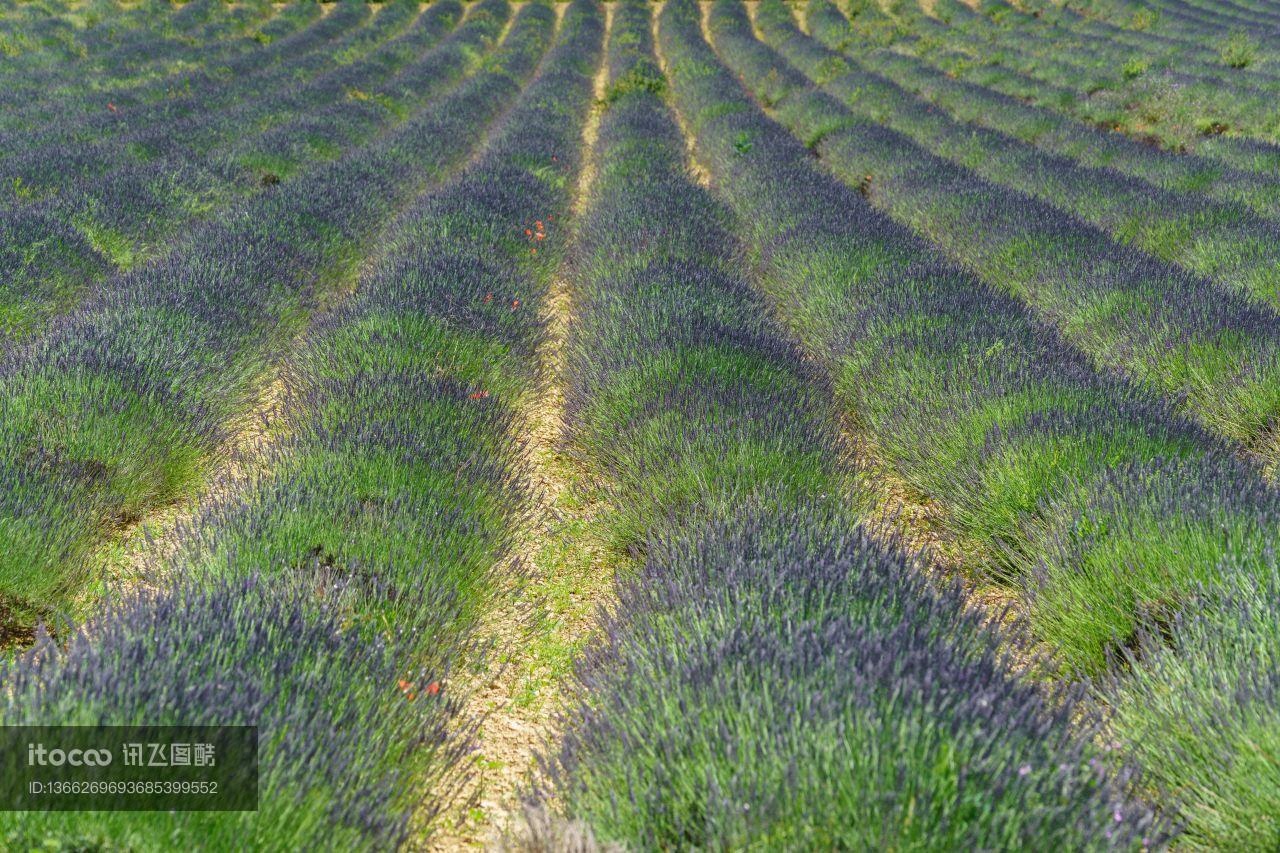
xmin=1250 ymin=424 xmax=1280 ymax=479
xmin=426 ymin=6 xmax=618 ymax=848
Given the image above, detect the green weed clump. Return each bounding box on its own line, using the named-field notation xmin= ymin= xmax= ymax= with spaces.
xmin=1220 ymin=30 xmax=1259 ymax=69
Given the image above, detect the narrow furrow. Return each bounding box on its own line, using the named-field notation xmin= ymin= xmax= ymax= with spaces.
xmin=431 ymin=4 xmax=619 ymax=847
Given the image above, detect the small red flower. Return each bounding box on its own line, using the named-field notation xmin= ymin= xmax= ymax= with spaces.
xmin=534 ymin=220 xmax=544 ymax=231
xmin=468 ymin=390 xmax=490 ymax=400
xmin=483 ymin=292 xmax=493 ymax=304
xmin=107 ymin=102 xmax=118 ymax=113
xmin=524 ymin=228 xmax=532 ymax=237
xmin=426 ymin=681 xmax=441 ymax=696
xmin=534 ymin=232 xmax=545 ymax=241
xmin=511 ymin=299 xmax=521 ymax=310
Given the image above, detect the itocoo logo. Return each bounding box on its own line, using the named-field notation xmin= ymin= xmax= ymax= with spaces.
xmin=27 ymin=743 xmax=113 ymax=767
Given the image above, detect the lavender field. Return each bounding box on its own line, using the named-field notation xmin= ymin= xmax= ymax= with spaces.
xmin=2 ymin=0 xmax=1279 ymax=848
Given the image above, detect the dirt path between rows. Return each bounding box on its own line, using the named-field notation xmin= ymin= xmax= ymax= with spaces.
xmin=426 ymin=6 xmax=618 ymax=849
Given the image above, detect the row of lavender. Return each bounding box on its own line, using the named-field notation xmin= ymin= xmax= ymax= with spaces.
xmin=0 ymin=1 xmax=606 ymax=846
xmin=0 ymin=0 xmax=519 ymax=631
xmin=0 ymin=2 xmax=464 ymax=346
xmin=537 ymin=1 xmax=1161 ymax=847
xmin=707 ymin=0 xmax=1280 ymax=845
